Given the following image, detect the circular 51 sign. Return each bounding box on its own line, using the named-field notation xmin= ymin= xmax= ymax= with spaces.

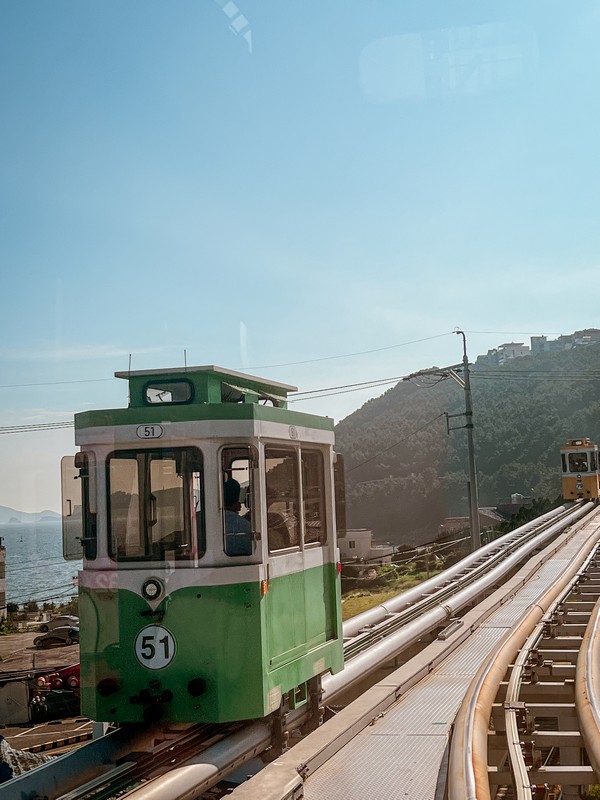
xmin=134 ymin=625 xmax=176 ymax=670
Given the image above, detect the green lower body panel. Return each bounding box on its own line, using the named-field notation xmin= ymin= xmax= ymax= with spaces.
xmin=80 ymin=563 xmax=343 ymax=724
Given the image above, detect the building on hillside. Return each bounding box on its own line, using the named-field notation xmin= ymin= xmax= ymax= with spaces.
xmin=339 ymin=529 xmax=394 ymax=565
xmin=477 ymin=329 xmax=600 ymax=367
xmin=530 ymin=335 xmax=569 ymax=355
xmin=439 ymin=508 xmax=507 ymax=536
xmin=497 ymin=342 xmax=530 ymax=364
xmin=476 ymin=348 xmax=499 ymax=367
xmin=496 ymin=493 xmax=533 ymax=517
xmin=530 ymin=329 xmax=600 ymax=355
xmin=476 ymin=342 xmax=531 ymax=367
xmin=573 ymin=328 xmax=600 ymax=346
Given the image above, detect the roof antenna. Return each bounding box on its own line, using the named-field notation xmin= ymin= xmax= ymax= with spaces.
xmin=184 ymin=349 xmax=188 ymax=371
xmin=127 ymin=353 xmax=132 ymax=405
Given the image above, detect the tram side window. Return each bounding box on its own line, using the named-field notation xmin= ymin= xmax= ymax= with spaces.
xmin=569 ymin=452 xmax=589 ymax=472
xmin=561 ymin=454 xmax=567 ymax=473
xmin=109 ymin=457 xmax=141 ymax=558
xmin=108 ymin=448 xmax=204 ymax=562
xmin=76 ymin=453 xmax=97 ymax=559
xmin=222 ymin=447 xmax=255 ymax=557
xmin=592 ymin=452 xmax=598 ymax=471
xmin=193 ymin=469 xmax=205 ymax=554
xmin=149 ymin=456 xmax=189 ymax=558
xmin=62 ymin=453 xmax=97 ymax=560
xmin=302 ymin=450 xmax=326 ymax=545
xmin=266 ymin=447 xmax=300 ymax=552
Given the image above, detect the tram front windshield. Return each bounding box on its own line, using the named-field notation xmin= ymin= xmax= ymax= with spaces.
xmin=568 ymin=452 xmax=589 ymax=473
xmin=107 ymin=447 xmax=204 ymax=562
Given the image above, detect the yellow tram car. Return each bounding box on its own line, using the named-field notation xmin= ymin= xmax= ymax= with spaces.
xmin=560 ymin=438 xmax=600 ymax=501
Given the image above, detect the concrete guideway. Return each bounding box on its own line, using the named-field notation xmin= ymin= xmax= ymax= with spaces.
xmin=449 ymin=511 xmax=600 ymax=800
xmin=3 ymin=503 xmax=595 ymax=799
xmin=229 ymin=505 xmax=600 ymax=800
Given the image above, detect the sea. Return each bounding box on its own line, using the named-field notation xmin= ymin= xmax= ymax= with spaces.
xmin=0 ymin=522 xmax=82 ymax=607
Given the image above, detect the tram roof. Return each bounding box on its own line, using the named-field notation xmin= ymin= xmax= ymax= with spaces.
xmin=114 ymin=364 xmax=297 ymax=409
xmin=74 ymin=364 xmax=335 ymax=433
xmin=115 ymin=365 xmax=296 ymax=392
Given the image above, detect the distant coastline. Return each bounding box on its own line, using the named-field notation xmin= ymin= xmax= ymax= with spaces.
xmin=0 ymin=505 xmax=61 ymax=525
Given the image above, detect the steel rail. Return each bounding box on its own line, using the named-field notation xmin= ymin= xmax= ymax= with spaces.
xmin=503 ymin=619 xmax=546 ymax=800
xmin=110 ymin=704 xmax=312 ymax=800
xmin=575 ymin=583 xmax=600 ymax=777
xmin=342 ymin=506 xmax=580 ymax=659
xmin=113 ymin=505 xmax=596 ymax=800
xmin=325 ymin=502 xmax=592 ymax=700
xmin=447 ymin=509 xmax=600 ymax=800
xmin=342 ymin=504 xmax=571 ymax=639
xmin=56 ymin=724 xmax=241 ymax=800
xmin=4 ymin=505 xmax=592 ymax=800
xmin=0 ymin=724 xmax=159 ymax=800
xmin=503 ymin=547 xmax=600 ymax=800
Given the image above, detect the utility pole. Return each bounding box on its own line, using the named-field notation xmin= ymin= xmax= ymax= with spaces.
xmin=455 ymin=330 xmax=480 ymax=552
xmin=403 ymin=330 xmax=481 ymax=552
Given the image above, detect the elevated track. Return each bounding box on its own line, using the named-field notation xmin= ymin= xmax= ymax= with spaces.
xmin=5 ymin=502 xmax=600 ymax=800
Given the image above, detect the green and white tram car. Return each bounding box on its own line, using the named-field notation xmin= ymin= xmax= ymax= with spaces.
xmin=62 ymin=365 xmax=344 ymax=725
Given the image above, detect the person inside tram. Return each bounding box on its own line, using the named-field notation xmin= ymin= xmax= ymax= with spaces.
xmin=569 ymin=453 xmax=589 ymax=472
xmin=223 ymin=478 xmax=252 ymax=555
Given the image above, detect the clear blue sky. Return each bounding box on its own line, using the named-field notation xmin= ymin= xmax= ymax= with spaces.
xmin=2 ymin=1 xmax=600 ymax=511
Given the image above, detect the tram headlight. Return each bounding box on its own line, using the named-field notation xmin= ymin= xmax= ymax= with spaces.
xmin=142 ymin=578 xmax=163 ymax=601
xmin=97 ymin=678 xmax=120 ymax=697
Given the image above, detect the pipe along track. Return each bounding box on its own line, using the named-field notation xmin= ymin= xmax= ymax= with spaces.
xmin=448 ymin=505 xmax=600 ymax=800
xmin=4 ymin=503 xmax=595 ymax=800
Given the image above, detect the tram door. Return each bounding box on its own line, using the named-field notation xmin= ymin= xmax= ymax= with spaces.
xmin=264 ymin=446 xmax=336 ymax=668
xmin=264 ymin=446 xmax=307 ymax=668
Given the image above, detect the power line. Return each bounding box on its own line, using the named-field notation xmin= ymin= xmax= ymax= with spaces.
xmin=464 ymin=330 xmax=564 ymax=336
xmin=292 ymin=374 xmax=406 ymax=396
xmin=5 ymin=366 xmax=600 ymax=433
xmin=6 ymin=557 xmax=77 ymax=575
xmin=0 ymin=333 xmax=456 ymax=390
xmin=0 ymin=421 xmax=74 ymax=435
xmin=472 ymin=374 xmax=600 ymax=382
xmin=246 ymin=332 xmax=455 ymax=369
xmin=290 ymin=376 xmax=405 ymax=402
xmin=0 ymin=377 xmax=114 ymax=389
xmin=347 ymin=413 xmax=446 ymax=474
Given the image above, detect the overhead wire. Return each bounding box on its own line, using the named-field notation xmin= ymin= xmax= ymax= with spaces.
xmin=0 ymin=332 xmax=456 ymax=390
xmin=0 ymin=421 xmax=74 ymax=434
xmin=5 ymin=362 xmax=600 ymax=432
xmin=245 ymin=332 xmax=455 ymax=369
xmin=347 ymin=412 xmax=447 ymax=474
xmin=0 ymin=377 xmax=113 ymax=389
xmin=289 ymin=377 xmax=404 ymax=403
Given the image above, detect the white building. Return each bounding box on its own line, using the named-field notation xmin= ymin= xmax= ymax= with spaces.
xmin=339 ymin=529 xmax=394 ymax=565
xmin=497 ymin=342 xmax=530 ymax=364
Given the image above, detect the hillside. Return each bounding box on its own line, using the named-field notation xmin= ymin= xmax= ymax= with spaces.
xmin=335 ymin=344 xmax=600 ymax=545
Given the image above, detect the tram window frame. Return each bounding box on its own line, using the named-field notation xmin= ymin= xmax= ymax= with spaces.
xmin=75 ymin=452 xmax=97 ymax=560
xmin=106 ymin=447 xmax=205 ymax=563
xmin=568 ymin=452 xmax=589 ymax=473
xmin=265 ymin=446 xmax=301 ymax=553
xmin=301 ymin=449 xmax=327 ymax=546
xmin=221 ymin=445 xmax=257 ymax=558
xmin=143 ymin=379 xmax=194 ymax=406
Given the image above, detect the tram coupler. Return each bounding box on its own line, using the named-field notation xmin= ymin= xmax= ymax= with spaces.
xmin=300 ymin=677 xmax=324 ymax=735
xmin=263 ymin=704 xmax=290 ymax=762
